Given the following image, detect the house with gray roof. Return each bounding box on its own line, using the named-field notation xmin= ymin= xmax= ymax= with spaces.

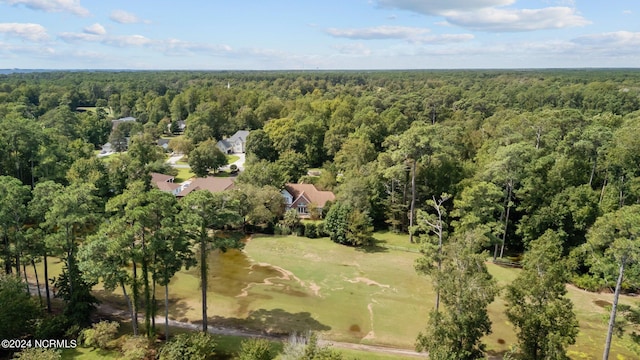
xmin=216 ymin=130 xmax=249 ymax=154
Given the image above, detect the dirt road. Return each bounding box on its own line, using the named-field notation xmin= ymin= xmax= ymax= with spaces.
xmin=29 ymin=283 xmax=427 ymax=358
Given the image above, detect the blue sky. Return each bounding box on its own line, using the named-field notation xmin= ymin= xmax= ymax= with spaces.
xmin=0 ymin=0 xmax=639 ymax=70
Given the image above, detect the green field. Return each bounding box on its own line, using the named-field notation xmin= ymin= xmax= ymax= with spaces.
xmin=27 ymin=234 xmax=640 ymax=359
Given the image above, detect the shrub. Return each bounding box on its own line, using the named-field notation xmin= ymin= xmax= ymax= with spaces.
xmin=279 ymin=332 xmax=343 ymax=360
xmin=35 ymin=315 xmax=71 ymax=340
xmin=237 ymin=338 xmax=274 ymax=360
xmin=315 ymin=222 xmax=326 ymax=237
xmin=325 ymin=203 xmax=373 ymax=247
xmin=80 ymin=320 xmax=119 ymax=350
xmin=571 ymin=274 xmax=604 ymax=292
xmin=304 ymin=222 xmax=318 ymax=238
xmin=11 ymin=348 xmax=61 ymax=360
xmin=0 ymin=274 xmax=42 ymax=342
xmin=158 ymin=331 xmax=216 ymax=360
xmin=274 ymin=223 xmax=291 ymax=235
xmin=119 ymin=335 xmax=152 ymax=360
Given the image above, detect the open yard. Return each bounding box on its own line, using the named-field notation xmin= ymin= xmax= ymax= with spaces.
xmin=173 ymin=167 xmax=194 ymax=182
xmin=27 ymin=234 xmax=640 ymax=359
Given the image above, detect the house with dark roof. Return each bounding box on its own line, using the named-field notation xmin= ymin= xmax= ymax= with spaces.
xmin=157 ymin=138 xmax=170 ymax=151
xmin=177 ymin=176 xmax=235 ymax=197
xmin=151 ymin=172 xmax=182 ymax=196
xmin=281 ymin=183 xmax=335 ymax=218
xmin=216 ymin=130 xmax=249 ymax=154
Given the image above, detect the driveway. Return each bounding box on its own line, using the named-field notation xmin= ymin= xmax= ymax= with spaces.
xmin=166 ymin=153 xmax=184 ymax=165
xmin=221 ymin=153 xmax=246 ymax=171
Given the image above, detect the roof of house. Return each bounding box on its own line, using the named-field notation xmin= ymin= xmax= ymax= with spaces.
xmin=157 ymin=139 xmax=170 ymax=147
xmin=150 ymin=172 xmax=181 ymax=192
xmin=284 ymin=183 xmax=335 ymax=208
xmin=217 ymin=130 xmax=250 ymax=149
xmin=151 ymin=172 xmax=174 ymax=183
xmin=178 ymin=176 xmax=235 ymax=197
xmin=155 ymin=181 xmax=182 ymax=192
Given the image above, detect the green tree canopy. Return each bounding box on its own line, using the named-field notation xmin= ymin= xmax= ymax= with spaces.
xmin=415 ymin=231 xmax=498 ymax=360
xmin=188 ymin=139 xmax=228 ymax=177
xmin=505 ymin=230 xmax=579 ymax=359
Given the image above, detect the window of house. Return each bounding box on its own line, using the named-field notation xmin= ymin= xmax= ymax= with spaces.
xmin=297 ymin=204 xmax=308 ymax=214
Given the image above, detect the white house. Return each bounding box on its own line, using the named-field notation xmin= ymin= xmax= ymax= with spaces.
xmin=216 ymin=130 xmax=249 ymax=154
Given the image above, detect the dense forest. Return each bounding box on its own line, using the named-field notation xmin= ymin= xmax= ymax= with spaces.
xmin=2 ymin=70 xmax=640 ymax=359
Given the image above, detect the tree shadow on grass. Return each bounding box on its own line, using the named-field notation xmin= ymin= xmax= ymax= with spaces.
xmin=168 ymin=299 xmax=194 ymax=322
xmin=357 ymin=238 xmax=390 ymax=253
xmin=204 ymin=308 xmax=331 ymax=336
xmin=91 ymin=289 xmax=194 ymax=323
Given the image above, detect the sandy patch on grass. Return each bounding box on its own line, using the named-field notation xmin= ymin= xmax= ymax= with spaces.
xmin=345 ymin=277 xmax=390 ymax=288
xmin=237 ymin=262 xmax=323 ymax=298
xmin=303 ymin=253 xmax=321 ymax=261
xmin=362 ymin=302 xmax=376 ymax=341
xmin=308 ymin=281 xmax=321 ymax=297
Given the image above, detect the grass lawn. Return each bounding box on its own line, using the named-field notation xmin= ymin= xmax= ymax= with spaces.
xmin=241 ymin=235 xmax=431 ymax=347
xmin=372 ymin=230 xmax=421 ymax=253
xmin=97 ymin=152 xmax=124 ymax=163
xmin=174 ymin=167 xmax=195 ymax=182
xmin=25 ymin=234 xmax=640 ymax=359
xmin=226 ymin=154 xmax=240 ymax=164
xmin=60 ymin=347 xmax=120 ymax=360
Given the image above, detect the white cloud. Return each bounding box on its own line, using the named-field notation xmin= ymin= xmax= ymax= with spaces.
xmin=377 ymin=0 xmax=514 ymax=15
xmin=104 ymin=34 xmax=152 ymax=47
xmin=325 ymin=25 xmax=473 ymax=45
xmin=1 ymin=0 xmax=90 ymax=17
xmin=326 ymin=26 xmax=430 ymax=40
xmin=159 ymin=38 xmax=233 ymax=55
xmin=110 ymin=10 xmax=149 ymax=24
xmin=0 ymin=40 xmax=56 ymax=61
xmin=0 ymin=23 xmax=49 ymax=41
xmin=573 ymin=31 xmax=640 ymax=49
xmin=376 ymin=0 xmax=589 ymax=32
xmin=58 ymin=30 xmax=236 ymax=57
xmin=412 ymin=33 xmax=474 ymax=44
xmin=58 ymin=31 xmax=100 ymax=42
xmin=444 ymin=6 xmax=590 ymax=32
xmin=332 ymin=43 xmax=372 ymax=56
xmin=84 ymin=23 xmax=106 ymax=35
xmin=59 ymin=31 xmax=150 ymax=48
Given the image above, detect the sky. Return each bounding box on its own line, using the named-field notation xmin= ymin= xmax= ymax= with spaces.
xmin=0 ymin=0 xmax=639 ymax=70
